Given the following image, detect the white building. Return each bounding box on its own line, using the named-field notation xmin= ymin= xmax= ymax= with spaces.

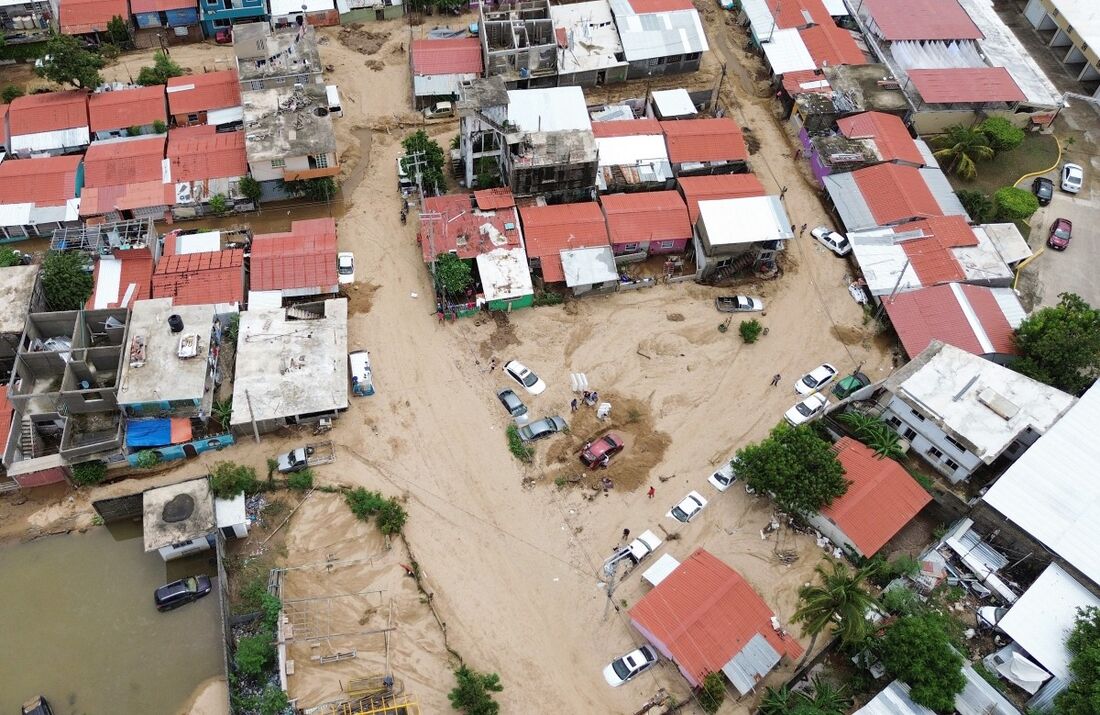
xmin=692 ymin=195 xmax=792 ymax=281
xmin=142 ymin=478 xmax=249 ymax=561
xmin=1022 ymin=0 xmax=1100 ymax=97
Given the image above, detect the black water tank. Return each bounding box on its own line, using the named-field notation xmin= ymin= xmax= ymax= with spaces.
xmin=168 ymin=314 xmax=184 ymax=333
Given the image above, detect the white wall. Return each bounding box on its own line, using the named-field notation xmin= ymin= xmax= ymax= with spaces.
xmin=806 ymin=512 xmax=860 ymax=556
xmin=882 ymin=395 xmax=983 ymax=482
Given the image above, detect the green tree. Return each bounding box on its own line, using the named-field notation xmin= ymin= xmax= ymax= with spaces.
xmin=287 ymin=469 xmax=313 ymax=491
xmin=278 ymin=177 xmax=337 ymax=202
xmin=238 ymin=175 xmax=262 ymax=204
xmin=448 ymin=664 xmax=503 ymax=715
xmin=1014 ymin=293 xmax=1100 ymax=394
xmin=955 ymin=189 xmax=993 ymax=223
xmin=739 ymin=319 xmax=763 ymax=343
xmin=759 ymin=685 xmax=798 ymax=715
xmin=208 ymin=193 xmax=229 ymax=215
xmin=761 ymin=676 xmax=853 ymax=715
xmin=106 ymin=15 xmax=131 ymax=47
xmin=134 ymin=450 xmax=160 ymax=468
xmin=152 ymin=119 xmax=167 ymax=134
xmin=836 ymin=411 xmax=904 ymax=460
xmin=475 ymin=157 xmax=501 ymax=189
xmin=698 ymin=672 xmax=726 ymax=714
xmin=435 ymin=253 xmax=472 ymax=298
xmin=136 ymin=50 xmax=182 ymax=86
xmin=209 ymin=461 xmax=259 ymax=499
xmin=234 ymin=632 xmax=275 ymax=677
xmin=735 ymin=424 xmax=848 ymax=517
xmin=345 ymin=488 xmax=408 ymax=535
xmin=876 ymin=612 xmax=966 ymax=712
xmin=792 ymin=560 xmax=877 ymax=667
xmin=254 ymin=684 xmax=290 ymax=715
xmin=401 ymin=130 xmax=446 ymax=195
xmin=42 ymin=251 xmax=92 ymax=310
xmin=1057 ymin=606 xmax=1100 ymax=715
xmin=35 ymin=35 xmax=106 ymax=89
xmin=212 ymin=399 xmax=233 ymax=431
xmin=932 ymin=125 xmax=994 ymax=180
xmin=0 ymin=247 xmax=22 ymax=267
xmin=71 ymin=460 xmax=107 ymax=486
xmin=978 ymin=117 xmax=1025 ymax=153
xmin=992 ymin=186 xmax=1040 ymax=221
xmin=1 ymin=83 xmax=24 ymax=103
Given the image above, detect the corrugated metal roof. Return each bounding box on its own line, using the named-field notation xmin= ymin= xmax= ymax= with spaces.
xmin=629 ymin=549 xmax=802 ymax=688
xmin=250 ymin=218 xmax=338 ymax=292
xmin=780 ymin=69 xmax=831 ymax=96
xmin=661 ymin=118 xmax=747 ymax=164
xmin=824 ymin=171 xmax=877 ymax=232
xmin=167 ymin=71 xmax=241 ymax=115
xmin=420 ymin=193 xmax=522 ymax=261
xmin=836 ymin=111 xmax=924 ymax=165
xmin=764 ymin=0 xmax=832 ymax=28
xmin=859 ymin=0 xmax=983 ymax=41
xmin=799 ymin=23 xmax=865 ymax=67
xmin=411 ymin=38 xmax=484 ymax=76
xmin=519 ymin=203 xmax=609 ymax=282
xmin=130 ymin=0 xmax=196 ymax=13
xmin=600 ymin=190 xmax=690 ymax=244
xmin=908 ymin=67 xmax=1026 ymax=104
xmin=983 ymin=384 xmax=1100 ymax=586
xmin=821 ymin=438 xmax=932 ymax=556
xmin=884 ymin=283 xmax=1019 ymax=358
xmin=506 ymin=87 xmax=591 ymax=133
xmin=591 ymin=118 xmax=663 ymax=138
xmin=898 ymin=216 xmax=976 ymax=286
xmin=855 ymin=681 xmax=935 ymax=715
xmin=560 ymin=245 xmax=617 ymax=287
xmin=759 ymin=28 xmax=816 ymax=76
xmin=610 ymin=0 xmax=709 ymax=62
xmin=83 ymin=136 xmax=166 ymax=187
xmin=88 ymin=86 xmax=167 ymax=133
xmin=60 ymin=0 xmax=129 ymax=33
xmin=721 ymin=633 xmax=782 ymax=696
xmin=168 ymin=127 xmax=247 ymax=181
xmin=9 ymin=90 xmax=88 ymax=135
xmin=88 ymin=253 xmax=153 ymax=309
xmin=0 ymin=154 xmax=82 ymax=206
xmin=853 ymin=164 xmax=942 ymax=226
xmin=151 ymin=249 xmax=244 ymax=306
xmin=474 ymin=187 xmax=515 ymax=210
xmin=678 ymin=174 xmax=767 ymax=223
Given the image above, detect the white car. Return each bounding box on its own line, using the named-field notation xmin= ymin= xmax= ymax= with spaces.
xmin=667 ymin=490 xmax=707 ymax=523
xmin=794 ymin=363 xmax=838 ymax=396
xmin=810 ymin=226 xmax=852 ymax=256
xmin=1061 ymin=163 xmax=1083 ymax=194
xmin=784 ymin=393 xmax=829 ymax=426
xmin=603 ymin=645 xmax=658 ymax=686
xmin=337 ymin=252 xmax=355 ymax=285
xmin=707 ymin=460 xmax=739 ymax=492
xmin=504 ymin=360 xmax=546 ymax=395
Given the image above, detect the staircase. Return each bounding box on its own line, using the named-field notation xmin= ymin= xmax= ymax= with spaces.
xmin=286 ymin=304 xmax=324 ymax=321
xmin=708 ymin=253 xmax=755 ymax=284
xmin=19 ymin=417 xmax=36 ymax=459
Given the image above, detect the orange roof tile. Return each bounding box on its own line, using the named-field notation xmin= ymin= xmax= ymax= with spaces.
xmin=600 ymin=191 xmax=691 ymax=244
xmin=151 ymin=249 xmax=244 ymax=306
xmin=519 ymin=203 xmax=610 ymax=282
xmin=80 ymin=182 xmax=174 ymax=216
xmin=677 ymin=174 xmax=767 ymax=223
xmin=661 ymin=118 xmax=748 ymax=165
xmin=852 ymin=164 xmax=942 ymax=225
xmin=83 ymin=136 xmax=166 ymax=188
xmin=167 ymin=128 xmax=247 ymax=181
xmin=765 ymin=0 xmax=832 ymax=28
xmin=166 ymin=71 xmax=241 ymax=115
xmin=473 ymin=187 xmax=516 ymax=210
xmin=629 ymin=549 xmax=803 ymax=688
xmin=60 ymin=0 xmax=129 ymax=34
xmin=821 ymin=438 xmax=932 ymax=556
xmin=780 ymin=69 xmax=831 ymax=96
xmin=799 ymin=23 xmax=864 ymax=67
xmin=591 ymin=118 xmax=663 ymax=138
xmin=883 ymin=283 xmax=1017 ymax=358
xmin=8 ymin=91 xmax=88 ymax=135
xmin=836 ymin=111 xmax=923 ymax=165
xmin=88 ymin=86 xmax=167 ymax=133
xmin=410 ymin=38 xmax=483 ymax=76
xmin=895 ymin=216 xmax=977 ymax=286
xmin=86 ymin=252 xmax=154 ymax=309
xmin=130 ymin=0 xmax=197 ymax=12
xmin=0 ymin=155 xmax=82 ymax=205
xmin=250 ymin=218 xmax=339 ymax=292
xmin=419 ymin=193 xmax=521 ymax=262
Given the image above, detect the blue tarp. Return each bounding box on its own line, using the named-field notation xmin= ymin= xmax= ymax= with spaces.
xmin=126 ymin=419 xmax=172 ymax=448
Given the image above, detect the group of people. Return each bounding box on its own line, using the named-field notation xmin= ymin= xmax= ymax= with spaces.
xmin=570 ymin=390 xmax=600 ymax=412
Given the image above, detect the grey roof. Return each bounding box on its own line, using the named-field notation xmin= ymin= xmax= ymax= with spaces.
xmin=609 ymin=0 xmax=708 ymax=61
xmin=920 ymin=166 xmax=971 ymax=220
xmin=721 ymin=633 xmax=781 ymax=696
xmin=243 ymin=84 xmax=337 ymax=163
xmin=823 ymin=172 xmax=876 ymax=232
xmin=142 ymin=478 xmax=215 ymax=552
xmin=234 ymin=23 xmax=322 ymax=82
xmin=118 ymin=299 xmax=215 ymax=406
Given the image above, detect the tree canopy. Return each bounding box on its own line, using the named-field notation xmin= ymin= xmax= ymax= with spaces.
xmin=35 ymin=34 xmax=105 ymax=89
xmin=792 ymin=560 xmax=876 ymax=667
xmin=1057 ymin=606 xmax=1100 ymax=715
xmin=136 ymin=50 xmax=183 ymax=86
xmin=734 ymin=423 xmax=848 ymax=517
xmin=876 ymin=612 xmax=966 ymax=712
xmin=401 ymin=130 xmax=446 ymax=195
xmin=760 ymin=675 xmax=852 ymax=715
xmin=448 ymin=665 xmax=503 ymax=715
xmin=992 ymin=186 xmax=1039 ymax=221
xmin=435 ymin=252 xmax=473 ymax=299
xmin=932 ymin=125 xmax=993 ymax=180
xmin=279 ymin=177 xmax=337 ymax=202
xmin=1014 ymin=292 xmax=1100 ymax=394
xmin=42 ymin=252 xmax=92 ymax=310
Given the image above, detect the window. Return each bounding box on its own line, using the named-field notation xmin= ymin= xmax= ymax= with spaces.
xmin=658 ymin=240 xmax=675 ymax=250
xmin=312 ymin=154 xmax=329 ymax=168
xmin=622 ymin=243 xmax=638 ymax=252
xmin=187 ymin=113 xmax=199 ymax=123
xmin=271 ymin=158 xmax=285 ymax=168
xmin=944 ymin=435 xmax=966 ymax=452
xmin=887 ymin=415 xmax=903 ymax=428
xmin=903 ymin=427 xmax=917 ymax=441
xmin=909 ymin=408 xmax=926 ymax=422
xmin=927 ymin=446 xmax=944 ymax=460
xmin=944 ymin=458 xmax=960 ymax=471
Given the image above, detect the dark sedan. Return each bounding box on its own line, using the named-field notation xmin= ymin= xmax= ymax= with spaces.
xmin=1032 ymin=176 xmax=1054 ymax=206
xmin=155 ymin=575 xmax=212 ymax=612
xmin=1047 ymin=218 xmax=1072 ymax=251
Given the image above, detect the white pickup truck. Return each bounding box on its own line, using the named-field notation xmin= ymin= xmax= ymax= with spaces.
xmin=275 ymin=441 xmax=336 ymax=473
xmin=601 ymin=530 xmax=663 ymax=578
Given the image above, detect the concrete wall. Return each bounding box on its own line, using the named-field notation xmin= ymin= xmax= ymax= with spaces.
xmin=625 ymin=54 xmax=702 ymax=81
xmin=881 ymin=395 xmax=984 ymax=482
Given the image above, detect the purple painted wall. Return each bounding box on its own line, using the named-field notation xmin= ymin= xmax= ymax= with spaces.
xmin=799 ymin=127 xmax=832 ymax=187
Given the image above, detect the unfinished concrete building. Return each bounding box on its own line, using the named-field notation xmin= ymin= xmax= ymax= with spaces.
xmin=480 ymin=0 xmax=558 ymax=88
xmin=4 ymin=308 xmax=130 ymax=487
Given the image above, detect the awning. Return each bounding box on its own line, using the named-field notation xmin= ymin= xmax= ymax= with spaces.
xmin=126 ymin=418 xmax=192 ymax=447
xmin=206 ymin=106 xmax=243 ymax=127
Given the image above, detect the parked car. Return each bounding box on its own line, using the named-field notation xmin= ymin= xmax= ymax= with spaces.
xmin=423 ymin=101 xmax=455 ymax=120
xmin=496 ymin=388 xmax=529 ymax=424
xmin=1047 ymin=217 xmax=1072 ymax=251
xmin=154 ymin=575 xmax=212 ymax=612
xmin=784 ymin=393 xmax=829 ymax=426
xmin=21 ymin=697 xmax=53 ymax=715
xmin=276 ymin=442 xmax=336 ymax=473
xmin=624 ymin=530 xmax=662 ymax=564
xmin=667 ymin=490 xmax=707 ymax=522
xmin=1061 ymin=162 xmax=1084 ymax=193
xmin=581 ymin=433 xmax=625 ymax=467
xmin=397 ymin=157 xmax=414 ymax=192
xmin=1031 ymin=176 xmax=1054 ymax=206
xmin=707 ymin=460 xmax=739 ymax=492
xmin=832 ymin=372 xmax=870 ymax=399
xmin=214 ymin=28 xmax=233 ymax=44
xmin=518 ymin=415 xmax=567 ymax=442
xmin=810 ymin=226 xmax=852 ymax=256
xmin=715 ymin=295 xmax=764 ymax=312
xmin=337 ymin=252 xmax=355 ymax=284
xmin=977 ymin=605 xmax=1008 ymax=630
xmin=795 ymin=363 xmax=838 ymax=395
xmin=504 ymin=360 xmax=546 ymax=395
xmin=603 ymin=645 xmax=659 ymax=686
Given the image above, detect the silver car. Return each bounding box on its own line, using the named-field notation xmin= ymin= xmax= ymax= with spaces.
xmin=518 ymin=415 xmax=567 ymax=442
xmin=496 ymin=389 xmax=529 ymax=424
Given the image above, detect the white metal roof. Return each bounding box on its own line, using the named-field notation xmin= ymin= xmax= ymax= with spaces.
xmin=858 ymin=667 xmax=1021 ymax=715
xmin=641 ymin=553 xmax=681 ymax=587
xmin=823 ymin=172 xmax=877 ymax=232
xmin=978 ymin=223 xmax=1033 ymax=265
xmin=721 ymin=632 xmax=782 ymax=696
xmin=820 ymin=0 xmax=849 ymax=15
xmin=414 ymin=72 xmax=477 ymax=97
xmin=855 ymin=681 xmax=934 ymax=715
xmin=609 ymin=0 xmax=708 ymax=62
xmin=176 ymin=230 xmax=221 ymax=254
xmin=920 ymin=166 xmax=971 ymax=219
xmin=207 ymin=106 xmax=244 ymax=126
xmin=697 ymin=196 xmax=793 ymax=247
xmin=595 ymin=134 xmax=668 ymax=166
xmin=10 ymin=127 xmax=89 ymax=154
xmin=506 ymin=87 xmax=592 ymax=133
xmin=890 ymin=342 xmax=1076 ymax=464
xmin=848 ymin=228 xmax=921 ymax=296
xmin=214 ymin=492 xmax=247 ymax=529
xmin=759 ymin=28 xmax=816 ymax=75
xmin=476 ymin=246 xmax=533 ymax=302
xmin=997 ymin=564 xmax=1100 ymax=679
xmin=269 ymin=0 xmax=335 ymax=15
xmin=551 ymin=1 xmax=627 ymax=74
xmin=560 ymin=245 xmax=617 ymax=287
xmin=740 ymin=0 xmax=779 ymax=41
xmin=0 ymin=202 xmax=33 ymax=227
xmin=983 ymin=382 xmax=1100 ymax=585
xmin=651 ymin=88 xmax=695 ymax=118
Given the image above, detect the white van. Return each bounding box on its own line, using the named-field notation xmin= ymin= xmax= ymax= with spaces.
xmin=325 ymin=85 xmax=342 ymax=118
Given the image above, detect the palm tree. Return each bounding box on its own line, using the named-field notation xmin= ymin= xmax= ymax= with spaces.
xmin=933 ymin=125 xmax=994 ymax=180
xmin=791 ymin=560 xmax=877 ymax=668
xmin=801 ymin=675 xmax=853 ymax=715
xmin=759 ymin=685 xmax=797 ymax=715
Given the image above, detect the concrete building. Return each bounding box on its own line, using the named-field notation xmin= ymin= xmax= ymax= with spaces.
xmin=0 ymin=155 xmax=82 ymax=241
xmin=230 ymin=298 xmax=348 ymax=434
xmin=1023 ymin=0 xmax=1100 ymax=96
xmin=693 ymin=195 xmax=792 ymax=282
xmin=0 ymin=0 xmax=54 ymax=44
xmin=88 ymin=85 xmax=169 ymax=140
xmin=268 ymin=0 xmax=339 ymax=28
xmin=249 ymin=218 xmax=339 ymax=303
xmin=167 ymin=126 xmax=250 ymax=218
xmin=411 ymin=37 xmax=483 ymax=109
xmin=242 ymin=84 xmax=339 ymax=199
xmin=805 ymin=111 xmax=926 ymax=183
xmin=117 ymin=298 xmax=220 ymax=418
xmin=677 ymin=173 xmax=766 ymax=224
xmin=142 ymin=477 xmax=248 ymax=561
xmin=234 ymin=23 xmax=323 ymax=91
xmin=551 ymin=0 xmax=628 ymax=87
xmin=591 ymin=118 xmax=673 ymax=192
xmin=479 ymin=0 xmax=557 ymax=88
xmin=7 ymin=90 xmax=89 ymax=157
xmin=600 ymin=190 xmax=691 ymax=255
xmin=608 ymin=0 xmax=707 ymax=80
xmin=198 ymin=0 xmax=264 ymax=36
xmin=879 ymin=341 xmax=1076 ymax=483
xmin=167 ymin=70 xmax=243 ymax=130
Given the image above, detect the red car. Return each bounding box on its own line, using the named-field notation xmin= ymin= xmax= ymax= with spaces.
xmin=1048 ymin=218 xmax=1072 ymax=251
xmin=580 ymin=433 xmax=625 ymax=468
xmin=214 ymin=28 xmax=233 ymax=44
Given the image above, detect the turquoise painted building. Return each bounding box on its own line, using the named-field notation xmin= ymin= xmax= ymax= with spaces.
xmin=199 ymin=0 xmax=266 ymax=36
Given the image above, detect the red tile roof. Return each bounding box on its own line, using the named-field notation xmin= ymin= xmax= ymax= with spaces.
xmin=88 ymin=86 xmax=167 ymax=133
xmin=474 ymin=187 xmax=516 ymax=210
xmin=411 ymin=38 xmax=484 ymax=76
xmin=780 ymin=69 xmax=831 ymax=96
xmin=168 ymin=128 xmax=247 ymax=181
xmin=661 ymin=119 xmax=748 ymax=165
xmin=678 ymin=174 xmax=767 ymax=223
xmin=8 ymin=91 xmax=88 ymax=135
xmin=852 ymin=164 xmax=941 ymax=225
xmin=151 ymin=249 xmax=245 ymax=306
xmin=907 ymin=68 xmax=1026 ymax=105
xmin=250 ymin=218 xmax=339 ymax=292
xmin=601 ymin=191 xmax=691 ymax=245
xmin=859 ymin=0 xmax=982 ymax=40
xmin=60 ymin=0 xmax=129 ymax=34
xmin=87 ymin=252 xmax=154 ymax=309
xmin=822 ymin=438 xmax=932 ymax=556
xmin=166 ymin=71 xmax=241 ymax=115
xmin=519 ymin=203 xmax=610 ymax=282
xmin=836 ymin=111 xmax=923 ymax=165
xmin=0 ymin=155 xmax=81 ymax=205
xmin=627 ymin=0 xmax=694 ymax=12
xmin=420 ymin=193 xmax=522 ymax=262
xmin=629 ymin=549 xmax=803 ymax=687
xmin=83 ymin=135 xmax=166 ymax=188
xmin=896 ymin=216 xmax=977 ymax=285
xmin=130 ymin=0 xmax=196 ymax=12
xmin=0 ymin=385 xmax=12 ymax=449
xmin=591 ymin=118 xmax=663 ymax=138
xmin=883 ymin=283 xmax=1017 ymax=358
xmin=80 ymin=182 xmax=175 ymax=216
xmin=799 ymin=24 xmax=864 ymax=67
xmin=765 ymin=0 xmax=831 ymax=28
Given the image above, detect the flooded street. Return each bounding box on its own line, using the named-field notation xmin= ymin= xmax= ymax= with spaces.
xmin=0 ymin=522 xmax=225 ymax=715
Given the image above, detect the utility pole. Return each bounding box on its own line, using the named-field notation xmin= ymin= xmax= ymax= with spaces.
xmin=873 ymin=257 xmax=910 ymax=323
xmin=245 ymin=389 xmax=260 ymax=443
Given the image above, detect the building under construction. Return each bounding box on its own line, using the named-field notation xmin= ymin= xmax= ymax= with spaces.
xmin=479 ymin=0 xmax=557 ymax=88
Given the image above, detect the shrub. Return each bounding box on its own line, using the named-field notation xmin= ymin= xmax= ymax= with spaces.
xmin=532 ymin=291 xmax=564 ymax=307
xmin=42 ymin=251 xmax=93 ymax=310
xmin=238 ymin=175 xmax=262 ymax=204
xmin=234 ymin=632 xmax=275 ymax=677
xmin=208 ymin=193 xmax=229 ymax=215
xmin=260 ymin=591 xmax=282 ymax=632
xmin=134 ymin=450 xmax=160 ymax=468
xmin=955 ymin=189 xmax=993 ymax=223
xmin=286 ymin=469 xmax=313 ymax=491
xmin=978 ymin=117 xmax=1025 ymax=153
xmin=448 ymin=665 xmax=503 ymax=714
xmin=71 ymin=460 xmax=107 ymax=486
xmin=739 ymin=319 xmax=763 ymax=343
xmin=0 ymin=248 xmax=20 ymax=268
xmin=136 ymin=50 xmax=183 ymax=86
xmin=345 ymin=488 xmax=407 ymax=534
xmin=126 ymin=125 xmax=142 ymax=137
xmin=152 ymin=119 xmax=166 ymax=134
xmin=992 ymin=186 xmax=1039 ymax=221
xmin=506 ymin=424 xmax=533 ymax=462
xmin=880 ymin=586 xmax=920 ymax=616
xmin=210 ymin=461 xmax=260 ymax=499
xmin=376 ymin=499 xmax=408 ymax=535
xmin=698 ymin=672 xmax=727 ymax=714
xmin=1 ymin=84 xmax=24 ymax=103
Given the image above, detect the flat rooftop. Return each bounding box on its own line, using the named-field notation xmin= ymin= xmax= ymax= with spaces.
xmin=551 ymin=1 xmax=627 ymax=74
xmin=234 ymin=23 xmax=322 ymax=82
xmin=142 ymin=477 xmax=215 ymax=552
xmin=0 ymin=265 xmax=38 ymax=334
xmin=243 ymin=84 xmax=336 ymax=163
xmin=117 ymin=298 xmax=214 ymax=406
xmin=506 ymin=86 xmax=591 ymax=133
xmin=230 ymin=298 xmax=348 ymax=426
xmin=511 ymin=129 xmax=597 ymax=166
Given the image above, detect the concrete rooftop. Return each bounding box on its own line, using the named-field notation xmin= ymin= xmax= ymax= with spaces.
xmin=243 ymin=84 xmax=337 ymax=163
xmin=142 ymin=477 xmax=215 ymax=552
xmin=118 ymin=298 xmax=215 ymax=406
xmin=234 ymin=23 xmax=322 ymax=83
xmin=0 ymin=265 xmax=38 ymax=335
